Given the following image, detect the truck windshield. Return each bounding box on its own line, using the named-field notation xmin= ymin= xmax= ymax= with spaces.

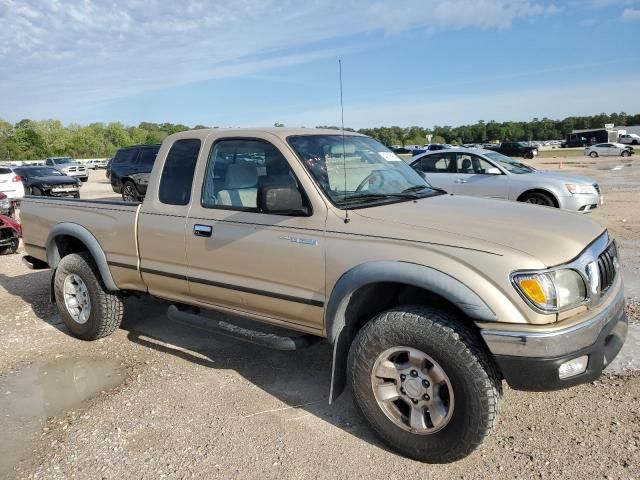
xmin=54 ymin=158 xmax=74 ymax=164
xmin=287 ymin=135 xmax=441 ymax=208
xmin=484 ymin=152 xmax=535 ymax=174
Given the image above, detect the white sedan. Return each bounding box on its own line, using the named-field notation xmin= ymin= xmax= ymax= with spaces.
xmin=0 ymin=165 xmax=25 ymax=201
xmin=585 ymin=143 xmax=632 ymax=158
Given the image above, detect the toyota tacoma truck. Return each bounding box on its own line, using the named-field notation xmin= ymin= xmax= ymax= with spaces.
xmin=20 ymin=128 xmax=627 ymax=463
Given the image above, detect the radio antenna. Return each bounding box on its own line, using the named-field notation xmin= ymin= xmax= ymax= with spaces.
xmin=339 ymin=59 xmax=350 ymax=224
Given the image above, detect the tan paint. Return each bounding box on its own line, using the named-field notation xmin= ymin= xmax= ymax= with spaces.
xmin=22 ymin=128 xmax=612 ymax=335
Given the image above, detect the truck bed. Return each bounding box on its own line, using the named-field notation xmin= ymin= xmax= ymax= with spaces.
xmin=20 ymin=196 xmax=144 ymax=291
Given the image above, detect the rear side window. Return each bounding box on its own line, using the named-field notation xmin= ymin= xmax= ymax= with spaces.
xmin=159 ymin=139 xmax=201 ymax=206
xmin=419 ymin=154 xmax=451 ymax=173
xmin=113 ymin=149 xmax=137 ymax=165
xmin=0 ymin=167 xmax=12 ymax=175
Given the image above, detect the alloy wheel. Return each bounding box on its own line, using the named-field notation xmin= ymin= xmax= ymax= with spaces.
xmin=371 ymin=346 xmax=454 ymax=434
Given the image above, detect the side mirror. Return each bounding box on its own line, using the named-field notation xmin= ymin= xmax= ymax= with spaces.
xmin=485 ymin=167 xmax=502 ymax=175
xmin=258 ymin=184 xmax=309 ymax=216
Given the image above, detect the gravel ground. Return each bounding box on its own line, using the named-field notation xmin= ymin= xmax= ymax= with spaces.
xmin=1 ymin=163 xmax=639 ymax=479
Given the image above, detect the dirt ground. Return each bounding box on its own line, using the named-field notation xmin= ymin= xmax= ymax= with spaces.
xmin=1 ymin=161 xmax=639 ymax=480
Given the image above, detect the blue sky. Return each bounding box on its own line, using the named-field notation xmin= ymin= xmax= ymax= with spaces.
xmin=1 ymin=0 xmax=640 ymax=128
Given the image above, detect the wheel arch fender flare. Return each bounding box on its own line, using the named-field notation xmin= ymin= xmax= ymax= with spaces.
xmin=516 ymin=187 xmax=561 ymax=205
xmin=324 ymin=260 xmax=496 ymax=403
xmin=46 ymin=223 xmax=119 ymax=291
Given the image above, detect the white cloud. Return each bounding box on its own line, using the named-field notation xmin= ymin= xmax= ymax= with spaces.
xmin=255 ymin=77 xmax=640 ymax=128
xmin=621 ymin=7 xmax=640 ymax=19
xmin=0 ymin=0 xmax=555 ymax=120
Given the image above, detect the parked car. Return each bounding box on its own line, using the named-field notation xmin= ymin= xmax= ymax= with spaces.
xmin=0 ymin=165 xmax=25 ymax=203
xmin=105 ymin=158 xmax=113 ymax=179
xmin=44 ymin=157 xmax=88 ymax=182
xmin=109 ymin=144 xmax=160 ymax=201
xmin=0 ymin=192 xmax=16 ymax=217
xmin=21 ymin=128 xmax=626 ymax=463
xmin=618 ymin=133 xmax=640 ymax=146
xmin=584 ymin=143 xmax=632 ymax=158
xmin=13 ymin=166 xmax=81 ymax=198
xmin=485 ymin=141 xmax=538 ymax=159
xmin=411 ymin=148 xmax=602 ymax=213
xmin=84 ymin=159 xmax=108 ymax=170
xmin=0 ymin=212 xmax=21 ymax=255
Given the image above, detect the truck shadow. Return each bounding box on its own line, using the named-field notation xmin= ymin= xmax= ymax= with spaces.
xmin=0 ymin=269 xmax=63 ymax=330
xmin=119 ymin=295 xmax=389 ymax=455
xmin=0 ymin=269 xmax=390 ymax=454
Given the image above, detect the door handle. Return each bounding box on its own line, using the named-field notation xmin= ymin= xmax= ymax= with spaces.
xmin=193 ymin=224 xmax=213 ymax=237
xmin=455 ymin=179 xmax=468 ymax=184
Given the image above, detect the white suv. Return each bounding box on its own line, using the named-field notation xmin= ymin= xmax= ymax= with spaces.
xmin=0 ymin=165 xmax=26 ymax=202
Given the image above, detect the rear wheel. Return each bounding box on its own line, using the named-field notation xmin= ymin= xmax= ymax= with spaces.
xmin=54 ymin=252 xmax=124 ymax=340
xmin=348 ymin=306 xmax=502 ymax=463
xmin=122 ymin=181 xmax=139 ymax=202
xmin=589 ymin=151 xmax=598 ymax=158
xmin=0 ymin=237 xmax=19 ymax=255
xmin=520 ymin=191 xmax=556 ymax=207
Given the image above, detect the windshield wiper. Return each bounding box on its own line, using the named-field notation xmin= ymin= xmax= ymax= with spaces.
xmin=402 ymin=185 xmax=447 ymax=194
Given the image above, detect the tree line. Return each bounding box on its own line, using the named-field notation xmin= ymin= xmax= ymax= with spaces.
xmin=1 ymin=112 xmax=638 ymax=161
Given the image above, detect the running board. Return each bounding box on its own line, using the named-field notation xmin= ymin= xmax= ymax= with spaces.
xmin=167 ymin=305 xmax=321 ymax=351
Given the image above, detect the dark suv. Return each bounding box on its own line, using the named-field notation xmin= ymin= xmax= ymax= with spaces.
xmin=110 ymin=145 xmax=160 ymax=201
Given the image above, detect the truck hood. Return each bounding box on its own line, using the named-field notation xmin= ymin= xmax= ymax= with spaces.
xmin=353 ymin=194 xmax=605 ymax=266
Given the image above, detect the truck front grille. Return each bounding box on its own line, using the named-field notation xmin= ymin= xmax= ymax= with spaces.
xmin=597 ymin=241 xmax=617 ymax=293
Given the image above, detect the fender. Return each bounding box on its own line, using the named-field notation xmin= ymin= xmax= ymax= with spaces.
xmin=46 ymin=223 xmax=119 ymax=291
xmin=325 ymin=261 xmax=496 ymax=403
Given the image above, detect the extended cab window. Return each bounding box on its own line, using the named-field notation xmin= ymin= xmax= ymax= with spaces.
xmin=159 ymin=139 xmax=201 ymax=206
xmin=201 ymin=139 xmax=298 ymax=210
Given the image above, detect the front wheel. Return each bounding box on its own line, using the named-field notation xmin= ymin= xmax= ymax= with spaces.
xmin=348 ymin=306 xmax=502 ymax=463
xmin=122 ymin=181 xmax=140 ymax=202
xmin=520 ymin=191 xmax=556 ymax=207
xmin=54 ymin=252 xmax=124 ymax=340
xmin=621 ymin=150 xmax=630 ymax=157
xmin=525 ymin=151 xmax=535 ymax=159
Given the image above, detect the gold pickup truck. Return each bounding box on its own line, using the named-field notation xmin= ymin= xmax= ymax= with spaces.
xmin=21 ymin=128 xmax=627 ymax=463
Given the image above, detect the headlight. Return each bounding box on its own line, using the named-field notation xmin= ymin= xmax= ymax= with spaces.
xmin=512 ymin=269 xmax=587 ymax=312
xmin=566 ymin=184 xmax=597 ymax=195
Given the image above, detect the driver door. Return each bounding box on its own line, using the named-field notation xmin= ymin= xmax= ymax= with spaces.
xmin=451 ymin=153 xmax=508 ymax=199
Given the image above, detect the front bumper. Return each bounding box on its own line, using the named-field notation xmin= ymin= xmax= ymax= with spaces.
xmin=557 ymin=193 xmax=602 ymax=213
xmin=480 ymin=282 xmax=627 ymax=391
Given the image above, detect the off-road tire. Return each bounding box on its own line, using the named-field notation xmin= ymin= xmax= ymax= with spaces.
xmin=54 ymin=252 xmax=124 ymax=340
xmin=589 ymin=151 xmax=598 ymax=158
xmin=520 ymin=191 xmax=556 ymax=207
xmin=348 ymin=305 xmax=502 ymax=463
xmin=122 ymin=181 xmax=140 ymax=202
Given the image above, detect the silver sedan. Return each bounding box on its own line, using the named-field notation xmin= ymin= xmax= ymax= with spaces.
xmin=410 ymin=148 xmax=602 ymax=213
